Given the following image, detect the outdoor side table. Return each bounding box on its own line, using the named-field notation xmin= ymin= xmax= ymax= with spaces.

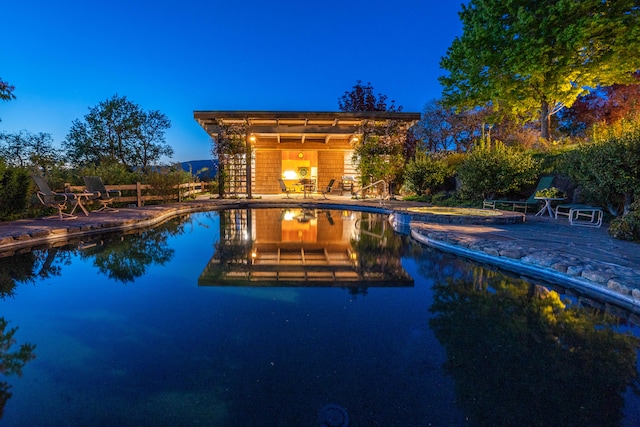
xmin=534 ymin=197 xmax=565 ymax=218
xmin=69 ymin=192 xmax=97 ymax=216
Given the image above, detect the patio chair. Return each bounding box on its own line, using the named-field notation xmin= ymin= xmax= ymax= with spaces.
xmin=277 ymin=178 xmax=294 ymax=199
xmin=83 ymin=176 xmax=121 ymax=212
xmin=31 ymin=175 xmax=78 ymax=220
xmin=320 ymin=179 xmax=336 ymax=199
xmin=483 ymin=176 xmax=555 ymax=213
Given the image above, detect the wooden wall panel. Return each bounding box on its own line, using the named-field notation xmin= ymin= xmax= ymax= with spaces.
xmin=317 ymin=151 xmax=345 ymax=190
xmin=255 ymin=151 xmax=281 ymax=194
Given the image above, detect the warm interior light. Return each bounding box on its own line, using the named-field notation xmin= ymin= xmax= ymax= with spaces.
xmin=283 ymin=170 xmax=297 ymax=179
xmin=283 ymin=210 xmax=295 ymax=221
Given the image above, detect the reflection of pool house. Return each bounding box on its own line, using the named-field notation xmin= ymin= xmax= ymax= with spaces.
xmin=198 ymin=208 xmax=413 ymax=287
xmin=193 ymin=111 xmax=420 ymax=196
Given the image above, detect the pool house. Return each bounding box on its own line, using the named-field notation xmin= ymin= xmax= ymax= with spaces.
xmin=193 ymin=110 xmax=421 ymax=196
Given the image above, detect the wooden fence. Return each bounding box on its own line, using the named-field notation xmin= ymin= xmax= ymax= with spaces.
xmin=66 ymin=182 xmax=210 ymax=207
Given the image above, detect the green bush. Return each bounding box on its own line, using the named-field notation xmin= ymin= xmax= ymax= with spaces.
xmin=403 ymin=152 xmax=454 ymax=196
xmin=560 ymin=120 xmax=640 ymax=216
xmin=0 ymin=160 xmax=30 ymax=220
xmin=457 ymin=137 xmax=540 ymax=200
xmin=609 ymin=200 xmax=640 ymax=241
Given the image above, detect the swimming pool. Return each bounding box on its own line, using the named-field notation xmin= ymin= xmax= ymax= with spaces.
xmin=0 ymin=208 xmax=638 ymax=426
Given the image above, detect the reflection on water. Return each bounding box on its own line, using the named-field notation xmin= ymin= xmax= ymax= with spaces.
xmin=0 ymin=209 xmax=638 ymax=425
xmin=424 ymin=250 xmax=640 ymax=426
xmin=0 ymin=318 xmax=36 ymax=418
xmin=199 ymin=208 xmax=413 ymax=287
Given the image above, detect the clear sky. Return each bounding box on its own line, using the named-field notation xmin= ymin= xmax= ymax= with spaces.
xmin=1 ymin=0 xmax=465 ymax=162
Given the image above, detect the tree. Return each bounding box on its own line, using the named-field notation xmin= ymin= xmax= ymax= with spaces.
xmin=0 ymin=78 xmax=16 ymax=124
xmin=0 ymin=79 xmax=15 ymax=103
xmin=440 ymin=0 xmax=640 ymax=140
xmin=559 ymin=72 xmax=640 ymax=136
xmin=416 ymin=99 xmax=489 ymax=152
xmin=338 ymin=80 xmax=402 ymax=112
xmin=0 ymin=130 xmax=61 ymax=172
xmin=63 ymin=95 xmax=173 ymax=172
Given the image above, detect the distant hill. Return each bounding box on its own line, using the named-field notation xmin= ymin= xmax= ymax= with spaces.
xmin=180 ymin=159 xmax=218 ymax=180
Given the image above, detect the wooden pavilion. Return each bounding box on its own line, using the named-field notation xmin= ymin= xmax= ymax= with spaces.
xmin=193 ymin=110 xmax=420 ymax=196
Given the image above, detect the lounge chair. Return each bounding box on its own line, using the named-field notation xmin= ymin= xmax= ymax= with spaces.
xmin=83 ymin=176 xmax=121 ymax=212
xmin=277 ymin=178 xmax=294 ymax=199
xmin=320 ymin=179 xmax=336 ymax=199
xmin=32 ymin=175 xmax=78 ymax=220
xmin=483 ymin=176 xmax=555 ymax=213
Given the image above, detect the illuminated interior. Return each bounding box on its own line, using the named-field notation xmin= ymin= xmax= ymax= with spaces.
xmin=281 ymin=150 xmax=317 ymax=191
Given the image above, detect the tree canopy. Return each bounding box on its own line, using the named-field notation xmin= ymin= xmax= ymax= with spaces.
xmin=440 ymin=0 xmax=640 ymax=139
xmin=338 ymin=80 xmax=402 ymax=112
xmin=0 ymin=79 xmax=15 ymax=103
xmin=63 ymin=95 xmax=173 ymax=172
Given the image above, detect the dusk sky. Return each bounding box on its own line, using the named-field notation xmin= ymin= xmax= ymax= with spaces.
xmin=2 ymin=1 xmax=466 ymax=162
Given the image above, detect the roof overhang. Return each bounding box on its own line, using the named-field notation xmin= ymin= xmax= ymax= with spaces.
xmin=193 ymin=110 xmax=421 ymax=142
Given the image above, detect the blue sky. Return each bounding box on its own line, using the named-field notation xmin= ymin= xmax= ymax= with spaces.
xmin=2 ymin=0 xmax=465 ymax=162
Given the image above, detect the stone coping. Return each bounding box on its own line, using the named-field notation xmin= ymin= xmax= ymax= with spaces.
xmin=410 ymin=223 xmax=640 ymax=314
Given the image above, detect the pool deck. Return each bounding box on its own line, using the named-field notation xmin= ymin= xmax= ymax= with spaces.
xmin=1 ymin=194 xmax=639 ymax=311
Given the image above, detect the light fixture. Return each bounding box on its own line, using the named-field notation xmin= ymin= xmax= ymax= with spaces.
xmin=298 ymin=152 xmax=304 ymax=159
xmin=283 ymin=170 xmax=297 ymax=179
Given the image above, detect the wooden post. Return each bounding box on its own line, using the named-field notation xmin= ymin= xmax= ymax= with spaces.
xmin=136 ymin=182 xmax=142 ymax=207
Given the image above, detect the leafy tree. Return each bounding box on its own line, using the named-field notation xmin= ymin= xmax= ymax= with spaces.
xmin=440 ymin=0 xmax=640 ymax=140
xmin=0 ymin=78 xmax=15 ymax=124
xmin=63 ymin=95 xmax=173 ymax=172
xmin=352 ymin=123 xmax=406 ymax=192
xmin=0 ymin=79 xmax=15 ymax=103
xmin=0 ymin=130 xmax=61 ymax=172
xmin=338 ymin=80 xmax=402 ymax=112
xmin=457 ymin=136 xmax=539 ymax=200
xmin=416 ymin=99 xmax=490 ymax=152
xmin=559 ymin=72 xmax=640 ymax=137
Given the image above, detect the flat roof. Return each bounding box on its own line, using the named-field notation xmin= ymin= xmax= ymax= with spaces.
xmin=193 ymin=110 xmax=421 ymax=138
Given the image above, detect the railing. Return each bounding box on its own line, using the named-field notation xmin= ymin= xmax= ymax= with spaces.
xmin=66 ymin=181 xmax=210 ymax=207
xmin=353 ymin=180 xmax=388 ymax=205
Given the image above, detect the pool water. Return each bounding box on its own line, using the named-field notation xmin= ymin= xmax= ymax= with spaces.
xmin=0 ymin=209 xmax=638 ymax=426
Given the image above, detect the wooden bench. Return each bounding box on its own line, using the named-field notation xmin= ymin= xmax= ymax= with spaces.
xmin=482 ymin=199 xmax=537 ymax=213
xmin=555 ymin=204 xmax=603 ymax=228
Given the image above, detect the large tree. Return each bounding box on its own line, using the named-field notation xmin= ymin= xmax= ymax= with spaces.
xmin=440 ymin=0 xmax=640 ymax=140
xmin=64 ymin=95 xmax=173 ymax=172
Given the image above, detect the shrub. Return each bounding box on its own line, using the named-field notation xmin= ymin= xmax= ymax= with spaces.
xmin=403 ymin=152 xmax=453 ymax=196
xmin=609 ymin=200 xmax=640 ymax=242
xmin=457 ymin=137 xmax=540 ymax=200
xmin=0 ymin=160 xmax=30 ymax=220
xmin=560 ymin=119 xmax=640 ymax=216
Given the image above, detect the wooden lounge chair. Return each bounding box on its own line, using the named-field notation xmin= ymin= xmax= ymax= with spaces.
xmin=483 ymin=176 xmax=555 ymax=213
xmin=32 ymin=175 xmax=78 ymax=220
xmin=320 ymin=179 xmax=336 ymax=199
xmin=277 ymin=178 xmax=294 ymax=199
xmin=83 ymin=176 xmax=121 ymax=212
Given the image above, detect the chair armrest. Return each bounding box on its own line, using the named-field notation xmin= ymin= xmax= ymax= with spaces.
xmin=106 ymin=189 xmax=121 ymax=197
xmin=37 ymin=190 xmax=68 ymax=204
